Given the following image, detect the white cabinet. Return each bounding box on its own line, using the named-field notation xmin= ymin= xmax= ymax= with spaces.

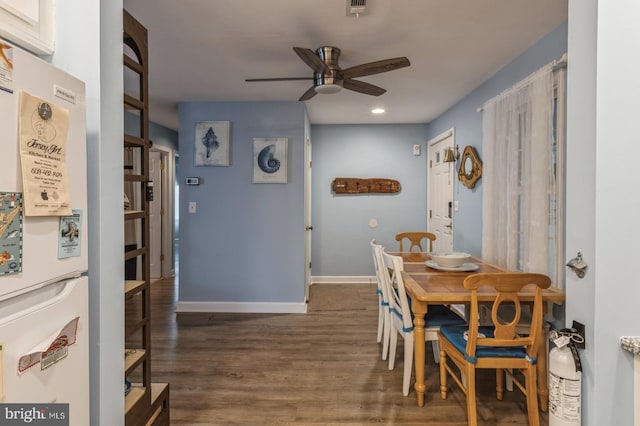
xmin=0 ymin=0 xmax=54 ymax=55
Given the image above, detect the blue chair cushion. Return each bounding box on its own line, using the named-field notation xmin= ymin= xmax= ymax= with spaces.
xmin=391 ymin=287 xmax=465 ymax=327
xmin=439 ymin=325 xmax=535 ymax=364
xmin=425 ymin=305 xmax=467 ymax=327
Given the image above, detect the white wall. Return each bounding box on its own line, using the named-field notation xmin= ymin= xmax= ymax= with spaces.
xmin=52 ymin=1 xmax=124 ymax=425
xmin=567 ymin=0 xmax=640 ymax=424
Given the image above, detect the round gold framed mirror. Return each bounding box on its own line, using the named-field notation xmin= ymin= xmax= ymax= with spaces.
xmin=457 ymin=146 xmax=482 ymax=189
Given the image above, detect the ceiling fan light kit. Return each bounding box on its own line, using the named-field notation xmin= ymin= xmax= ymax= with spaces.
xmin=246 ymin=45 xmax=410 ymax=101
xmin=315 ymin=83 xmax=343 ymax=94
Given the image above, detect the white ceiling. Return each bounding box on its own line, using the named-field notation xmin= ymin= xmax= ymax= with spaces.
xmin=123 ymin=0 xmax=567 ymax=131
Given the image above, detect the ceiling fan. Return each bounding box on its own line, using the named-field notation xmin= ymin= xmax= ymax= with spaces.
xmin=245 ymin=46 xmax=410 ymax=101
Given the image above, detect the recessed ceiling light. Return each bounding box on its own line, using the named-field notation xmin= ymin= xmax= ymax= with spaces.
xmin=371 ymin=108 xmax=385 ymax=114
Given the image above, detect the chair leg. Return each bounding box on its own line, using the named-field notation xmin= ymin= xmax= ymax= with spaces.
xmin=524 ymin=367 xmax=540 ymax=426
xmin=439 ymin=348 xmax=448 ymax=399
xmin=402 ymin=337 xmax=414 ymax=396
xmin=505 ymin=368 xmax=514 ymax=392
xmin=465 ymin=364 xmax=478 ymax=426
xmin=377 ymin=306 xmax=384 ymax=343
xmin=388 ymin=329 xmax=398 ymax=370
xmin=382 ymin=311 xmax=391 ymax=361
xmin=496 ymin=368 xmax=504 ymax=401
xmin=431 ymin=340 xmax=440 ymax=364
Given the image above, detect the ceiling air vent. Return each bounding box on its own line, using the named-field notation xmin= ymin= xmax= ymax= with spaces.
xmin=346 ymin=0 xmax=368 ymax=17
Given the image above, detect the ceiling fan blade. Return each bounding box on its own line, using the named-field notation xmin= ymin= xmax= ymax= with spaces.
xmin=293 ymin=47 xmax=329 ymax=74
xmin=298 ymin=86 xmax=317 ymax=101
xmin=343 ymin=79 xmax=386 ymax=96
xmin=341 ymin=57 xmax=410 ymax=79
xmin=245 ymin=77 xmax=312 ymax=82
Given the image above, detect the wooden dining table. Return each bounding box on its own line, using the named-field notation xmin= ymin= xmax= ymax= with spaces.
xmin=394 ymin=251 xmax=566 ymax=411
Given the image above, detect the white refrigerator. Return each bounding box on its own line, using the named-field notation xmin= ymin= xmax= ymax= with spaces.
xmin=0 ymin=40 xmax=89 ymax=425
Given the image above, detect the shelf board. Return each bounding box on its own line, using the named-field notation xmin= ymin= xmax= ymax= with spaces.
xmin=124 ymin=93 xmax=144 ymax=110
xmin=150 ymin=383 xmax=169 ymax=404
xmin=125 ymin=348 xmax=146 ymax=376
xmin=124 ymin=54 xmax=143 ymax=74
xmin=125 ymin=386 xmax=146 ymax=414
xmin=147 ymin=383 xmax=170 ymax=426
xmin=125 ymin=210 xmax=145 ymax=220
xmin=124 ymin=247 xmax=146 ymax=261
xmin=124 ymin=173 xmax=147 ymax=182
xmin=124 ymin=134 xmax=148 ymax=148
xmin=125 ymin=280 xmax=146 ymax=298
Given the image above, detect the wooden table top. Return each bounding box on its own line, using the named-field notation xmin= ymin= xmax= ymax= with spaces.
xmin=392 ymin=252 xmax=566 ymax=304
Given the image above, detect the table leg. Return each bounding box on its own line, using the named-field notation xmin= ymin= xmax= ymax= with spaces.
xmin=412 ymin=297 xmax=427 ymax=407
xmin=537 ymin=315 xmax=550 ymax=412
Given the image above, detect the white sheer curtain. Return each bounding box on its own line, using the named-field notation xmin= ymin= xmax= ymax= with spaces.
xmin=482 ymin=64 xmax=554 ymax=274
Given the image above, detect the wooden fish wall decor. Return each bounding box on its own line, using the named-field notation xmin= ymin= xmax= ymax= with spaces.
xmin=331 ymin=178 xmax=401 ymax=194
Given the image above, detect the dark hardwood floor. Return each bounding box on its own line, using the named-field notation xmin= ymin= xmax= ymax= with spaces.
xmin=143 ymin=279 xmax=547 ymax=425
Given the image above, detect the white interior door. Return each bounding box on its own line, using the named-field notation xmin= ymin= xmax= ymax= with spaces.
xmin=304 ymin=137 xmax=312 ymax=302
xmin=149 ymin=150 xmax=162 ymax=278
xmin=427 ymin=130 xmax=455 ymax=251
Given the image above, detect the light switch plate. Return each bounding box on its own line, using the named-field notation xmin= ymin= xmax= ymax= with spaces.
xmin=413 ymin=144 xmax=421 ymax=156
xmin=188 ymin=202 xmax=196 ymax=213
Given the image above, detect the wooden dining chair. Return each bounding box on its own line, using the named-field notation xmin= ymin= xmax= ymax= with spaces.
xmin=370 ymin=239 xmax=392 ymax=360
xmin=395 ymin=231 xmax=436 ymax=252
xmin=381 ymin=250 xmax=466 ymax=396
xmin=437 ymin=272 xmax=551 ymax=426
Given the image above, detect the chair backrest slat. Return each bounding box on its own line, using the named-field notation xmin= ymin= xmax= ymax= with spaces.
xmin=463 ymin=273 xmax=551 ymax=360
xmin=395 ymin=232 xmax=436 ymax=252
xmin=381 ymin=250 xmax=414 ymax=332
xmin=370 ymin=239 xmax=390 ymax=307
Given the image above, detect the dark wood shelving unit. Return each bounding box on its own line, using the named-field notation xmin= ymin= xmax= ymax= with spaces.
xmin=123 ymin=9 xmax=169 ymax=426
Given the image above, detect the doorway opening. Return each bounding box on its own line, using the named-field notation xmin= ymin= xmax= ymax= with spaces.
xmin=427 ymin=129 xmax=455 ymax=252
xmin=149 ymin=146 xmax=176 ymax=280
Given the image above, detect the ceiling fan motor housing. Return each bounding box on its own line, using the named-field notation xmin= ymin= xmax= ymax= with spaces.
xmin=314 ymin=46 xmax=343 ymax=94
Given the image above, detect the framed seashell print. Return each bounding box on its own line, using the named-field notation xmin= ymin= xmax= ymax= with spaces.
xmin=194 ymin=121 xmax=230 ymax=166
xmin=253 ymin=138 xmax=288 ymax=183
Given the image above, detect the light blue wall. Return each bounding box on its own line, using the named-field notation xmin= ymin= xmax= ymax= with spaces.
xmin=310 ymin=124 xmax=428 ymax=276
xmin=177 ymin=101 xmax=307 ymax=303
xmin=125 ymin=112 xmax=178 ymax=151
xmin=308 ymin=23 xmax=567 ymax=278
xmin=150 ymin=121 xmax=178 ymax=151
xmin=426 ymin=22 xmax=568 ymax=256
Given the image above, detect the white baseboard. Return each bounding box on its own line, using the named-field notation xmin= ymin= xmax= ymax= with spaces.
xmin=311 ymin=276 xmax=375 ymax=285
xmin=174 ymin=277 xmax=375 ymax=313
xmin=175 ymin=301 xmax=307 ymax=314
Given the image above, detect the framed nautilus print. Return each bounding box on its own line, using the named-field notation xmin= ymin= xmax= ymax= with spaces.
xmin=252 ymin=138 xmax=288 ymax=183
xmin=194 ymin=121 xmax=230 ymax=166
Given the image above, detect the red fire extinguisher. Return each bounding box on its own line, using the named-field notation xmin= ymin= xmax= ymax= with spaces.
xmin=548 ymin=328 xmax=584 ymax=426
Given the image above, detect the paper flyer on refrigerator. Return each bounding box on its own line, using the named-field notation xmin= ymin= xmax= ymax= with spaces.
xmin=58 ymin=209 xmax=82 ymax=259
xmin=0 ymin=192 xmax=22 ymax=275
xmin=18 ymin=91 xmax=71 ymax=216
xmin=0 ymin=38 xmax=13 ymax=94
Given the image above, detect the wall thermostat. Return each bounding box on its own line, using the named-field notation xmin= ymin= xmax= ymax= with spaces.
xmin=185 ymin=177 xmax=200 ymax=185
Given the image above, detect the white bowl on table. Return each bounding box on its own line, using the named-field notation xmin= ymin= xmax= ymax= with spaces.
xmin=429 ymin=251 xmax=472 ymax=268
